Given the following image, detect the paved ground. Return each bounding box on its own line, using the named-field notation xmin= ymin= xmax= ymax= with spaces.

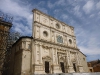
xmin=33 ymin=72 xmax=100 ymax=75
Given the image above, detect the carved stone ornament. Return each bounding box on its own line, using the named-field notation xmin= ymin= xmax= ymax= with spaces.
xmin=42 ymin=44 xmax=51 ymax=49
xmin=60 ymin=57 xmax=65 ymax=62
xmin=57 ymin=35 xmax=63 ymax=43
xmin=34 ymin=41 xmax=39 ymax=45
xmin=56 ymin=23 xmax=60 ymax=29
xmin=42 ymin=56 xmax=52 ymax=60
xmin=71 ymin=58 xmax=76 ymax=62
xmin=43 ymin=18 xmax=47 ymax=23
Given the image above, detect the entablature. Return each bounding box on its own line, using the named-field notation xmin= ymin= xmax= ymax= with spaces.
xmin=34 ymin=22 xmax=75 ymax=37
xmin=34 ymin=39 xmax=79 ymax=51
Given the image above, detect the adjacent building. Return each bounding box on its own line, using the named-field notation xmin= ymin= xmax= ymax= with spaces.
xmin=9 ymin=9 xmax=89 ymax=75
xmin=88 ymin=59 xmax=100 ymax=72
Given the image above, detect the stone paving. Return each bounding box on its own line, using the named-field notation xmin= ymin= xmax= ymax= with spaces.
xmin=33 ymin=72 xmax=100 ymax=75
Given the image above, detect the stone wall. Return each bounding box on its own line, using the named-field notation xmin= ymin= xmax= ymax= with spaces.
xmin=78 ymin=52 xmax=89 ymax=72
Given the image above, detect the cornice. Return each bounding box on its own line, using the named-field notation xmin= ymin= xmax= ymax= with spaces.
xmin=33 ymin=38 xmax=79 ymax=51
xmin=32 ymin=9 xmax=74 ymax=29
xmin=34 ymin=21 xmax=76 ymax=37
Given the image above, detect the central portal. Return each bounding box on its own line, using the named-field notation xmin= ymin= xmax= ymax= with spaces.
xmin=45 ymin=61 xmax=49 ymax=73
xmin=60 ymin=62 xmax=65 ymax=73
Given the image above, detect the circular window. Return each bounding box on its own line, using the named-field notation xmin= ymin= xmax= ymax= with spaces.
xmin=69 ymin=39 xmax=72 ymax=44
xmin=43 ymin=31 xmax=48 ymax=37
xmin=56 ymin=23 xmax=60 ymax=29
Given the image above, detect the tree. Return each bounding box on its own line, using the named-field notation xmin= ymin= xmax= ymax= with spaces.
xmin=97 ymin=59 xmax=100 ymax=64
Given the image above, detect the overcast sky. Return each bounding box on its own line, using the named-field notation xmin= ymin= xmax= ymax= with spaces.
xmin=0 ymin=0 xmax=100 ymax=61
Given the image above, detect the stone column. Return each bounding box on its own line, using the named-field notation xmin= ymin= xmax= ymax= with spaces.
xmin=34 ymin=44 xmax=37 ymax=64
xmin=51 ymin=47 xmax=54 ymax=73
xmin=53 ymin=48 xmax=62 ymax=73
xmin=35 ymin=44 xmax=40 ymax=64
xmin=78 ymin=52 xmax=81 ymax=65
xmin=52 ymin=47 xmax=54 ymax=64
xmin=76 ymin=52 xmax=79 ymax=65
xmin=68 ymin=51 xmax=71 ymax=65
xmin=66 ymin=36 xmax=68 ymax=46
xmin=31 ymin=40 xmax=34 ymax=73
xmin=65 ymin=53 xmax=68 ymax=73
xmin=31 ymin=41 xmax=33 ymax=65
xmin=68 ymin=50 xmax=75 ymax=73
xmin=64 ymin=35 xmax=67 ymax=46
xmin=55 ymin=48 xmax=58 ymax=64
xmin=66 ymin=51 xmax=70 ymax=66
xmin=39 ymin=44 xmax=42 ymax=64
xmin=76 ymin=52 xmax=83 ymax=72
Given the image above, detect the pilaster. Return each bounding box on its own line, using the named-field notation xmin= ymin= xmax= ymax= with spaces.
xmin=51 ymin=47 xmax=54 ymax=64
xmin=67 ymin=50 xmax=70 ymax=66
xmin=76 ymin=52 xmax=79 ymax=65
xmin=67 ymin=50 xmax=75 ymax=73
xmin=55 ymin=48 xmax=58 ymax=65
xmin=39 ymin=44 xmax=42 ymax=64
xmin=34 ymin=44 xmax=37 ymax=64
xmin=68 ymin=51 xmax=71 ymax=66
xmin=66 ymin=50 xmax=69 ymax=72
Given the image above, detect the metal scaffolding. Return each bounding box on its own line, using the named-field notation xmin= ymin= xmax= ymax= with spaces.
xmin=0 ymin=11 xmax=13 ymax=75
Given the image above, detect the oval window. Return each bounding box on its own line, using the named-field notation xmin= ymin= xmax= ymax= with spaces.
xmin=43 ymin=31 xmax=48 ymax=37
xmin=69 ymin=39 xmax=72 ymax=44
xmin=56 ymin=23 xmax=60 ymax=29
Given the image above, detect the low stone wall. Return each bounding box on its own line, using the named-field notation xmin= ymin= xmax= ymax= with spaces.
xmin=33 ymin=72 xmax=100 ymax=75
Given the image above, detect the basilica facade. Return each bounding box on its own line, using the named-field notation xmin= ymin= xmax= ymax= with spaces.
xmin=9 ymin=9 xmax=89 ymax=75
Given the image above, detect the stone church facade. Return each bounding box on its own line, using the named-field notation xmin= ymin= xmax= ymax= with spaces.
xmin=9 ymin=9 xmax=89 ymax=75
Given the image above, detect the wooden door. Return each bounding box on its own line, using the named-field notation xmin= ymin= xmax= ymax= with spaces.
xmin=45 ymin=61 xmax=49 ymax=73
xmin=73 ymin=63 xmax=76 ymax=72
xmin=60 ymin=62 xmax=65 ymax=73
